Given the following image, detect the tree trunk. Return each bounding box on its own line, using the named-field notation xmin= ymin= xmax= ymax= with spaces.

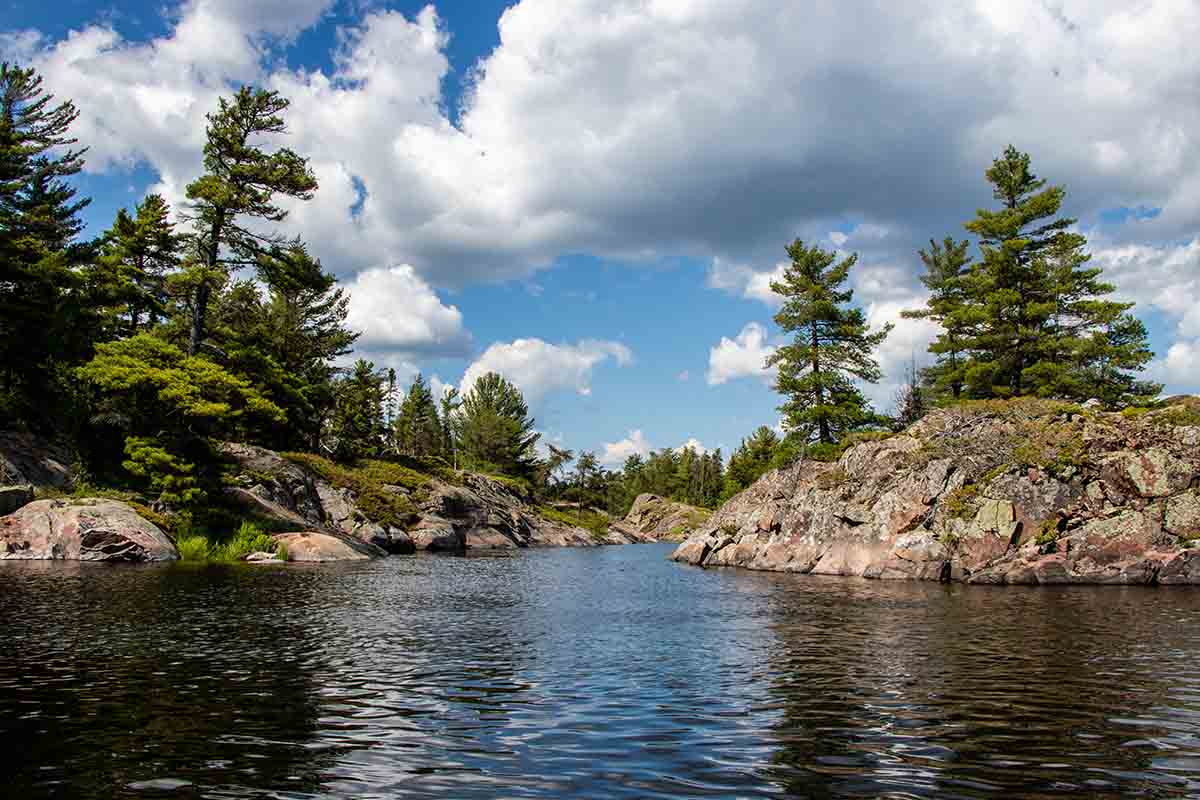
xmin=189 ymin=214 xmax=224 ymax=357
xmin=188 ymin=279 xmax=210 ymax=356
xmin=810 ymin=321 xmax=831 ymax=444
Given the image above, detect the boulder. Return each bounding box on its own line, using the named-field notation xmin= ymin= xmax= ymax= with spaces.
xmin=271 ymin=531 xmax=385 ymax=562
xmin=0 ymin=484 xmax=34 ymax=516
xmin=621 ymin=494 xmax=711 ymax=541
xmin=0 ymin=498 xmax=179 ymax=561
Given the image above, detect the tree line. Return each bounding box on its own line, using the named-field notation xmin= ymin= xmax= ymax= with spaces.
xmin=0 ymin=64 xmax=555 ymax=517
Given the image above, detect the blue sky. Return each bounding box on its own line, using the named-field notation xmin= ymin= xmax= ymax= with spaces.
xmin=4 ymin=1 xmax=1199 ymax=464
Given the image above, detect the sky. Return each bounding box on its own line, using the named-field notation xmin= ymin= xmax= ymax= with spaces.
xmin=3 ymin=0 xmax=1199 ymax=465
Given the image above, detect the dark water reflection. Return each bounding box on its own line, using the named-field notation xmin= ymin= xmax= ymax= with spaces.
xmin=2 ymin=545 xmax=1199 ymax=798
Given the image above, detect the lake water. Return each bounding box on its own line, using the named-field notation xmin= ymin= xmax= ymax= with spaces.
xmin=3 ymin=543 xmax=1200 ymax=798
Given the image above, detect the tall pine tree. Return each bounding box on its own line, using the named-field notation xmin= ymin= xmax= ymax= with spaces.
xmin=767 ymin=239 xmax=892 ymax=444
xmin=0 ymin=63 xmax=91 ymax=418
xmin=184 ymin=87 xmax=317 ymax=356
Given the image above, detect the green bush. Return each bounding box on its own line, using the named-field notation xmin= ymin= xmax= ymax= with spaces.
xmin=176 ymin=534 xmax=211 ymax=561
xmin=212 ymin=522 xmax=277 ymax=561
xmin=176 ymin=522 xmax=282 ymax=562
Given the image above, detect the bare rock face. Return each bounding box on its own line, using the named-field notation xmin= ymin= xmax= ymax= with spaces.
xmin=219 ymin=443 xmax=608 ymax=554
xmin=0 ymin=498 xmax=179 ymax=562
xmin=416 ymin=474 xmax=608 ymax=549
xmin=671 ymin=398 xmax=1200 ymax=585
xmin=218 ymin=443 xmax=415 ymax=554
xmin=0 ymin=430 xmax=72 ymax=488
xmin=272 ymin=531 xmax=385 ymax=562
xmin=620 ymin=494 xmax=711 ymax=541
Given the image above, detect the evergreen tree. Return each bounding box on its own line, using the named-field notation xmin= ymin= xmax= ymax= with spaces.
xmin=184 ymin=87 xmax=317 ymax=357
xmin=253 ymin=245 xmax=357 ymax=448
xmin=439 ymin=387 xmax=461 ymax=468
xmin=908 ymin=146 xmax=1159 ymax=405
xmin=395 ymin=374 xmax=442 ymax=458
xmin=0 ymin=63 xmax=91 ymax=417
xmin=326 ymin=360 xmax=387 ymax=461
xmin=91 ymin=194 xmax=181 ymax=339
xmin=723 ymin=425 xmax=779 ymax=498
xmin=457 ymin=372 xmax=540 ymax=479
xmin=901 ymin=237 xmax=972 ymax=401
xmin=766 ymin=239 xmax=892 ymax=444
xmin=78 ymin=334 xmax=285 ymax=502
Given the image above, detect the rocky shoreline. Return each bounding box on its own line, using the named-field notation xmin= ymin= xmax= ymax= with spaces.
xmin=672 ymin=398 xmax=1200 ymax=585
xmin=0 ymin=436 xmax=666 ymax=563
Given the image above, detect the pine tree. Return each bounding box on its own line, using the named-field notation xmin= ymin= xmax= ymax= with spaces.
xmin=0 ymin=63 xmax=91 ymax=416
xmin=90 ymin=194 xmax=182 ymax=340
xmin=457 ymin=372 xmax=540 ymax=479
xmin=395 ymin=374 xmax=442 ymax=458
xmin=766 ymin=239 xmax=892 ymax=444
xmin=910 ymin=146 xmax=1160 ymax=405
xmin=902 ymin=237 xmax=972 ymax=401
xmin=439 ymin=387 xmax=461 ymax=468
xmin=326 ymin=360 xmax=386 ymax=461
xmin=184 ymin=87 xmax=317 ymax=356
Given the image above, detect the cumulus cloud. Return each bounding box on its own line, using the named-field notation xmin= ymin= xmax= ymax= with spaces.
xmin=706 ymin=322 xmax=777 ymax=386
xmin=1149 ymin=341 xmax=1200 ymax=395
xmin=23 ymin=0 xmax=1200 ymax=289
xmin=600 ymin=429 xmax=651 ymax=467
xmin=459 ymin=338 xmax=632 ymax=404
xmin=346 ymin=264 xmax=470 ymax=356
xmin=677 ymin=437 xmax=707 ymax=455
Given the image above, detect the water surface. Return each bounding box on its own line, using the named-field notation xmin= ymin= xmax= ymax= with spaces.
xmin=3 ymin=544 xmax=1199 ymax=798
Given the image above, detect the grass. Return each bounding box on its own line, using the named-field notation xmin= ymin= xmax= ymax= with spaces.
xmin=176 ymin=522 xmax=286 ymax=563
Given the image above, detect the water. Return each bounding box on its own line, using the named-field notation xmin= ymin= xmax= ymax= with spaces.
xmin=2 ymin=544 xmax=1199 ymax=799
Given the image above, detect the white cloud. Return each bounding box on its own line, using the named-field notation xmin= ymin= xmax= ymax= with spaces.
xmin=601 ymin=429 xmax=651 ymax=467
xmin=706 ymin=322 xmax=777 ymax=386
xmin=1148 ymin=340 xmax=1200 ymax=395
xmin=677 ymin=437 xmax=707 ymax=455
xmin=25 ymin=0 xmax=1200 ymax=289
xmin=459 ymin=338 xmax=632 ymax=404
xmin=345 ymin=264 xmax=470 ymax=356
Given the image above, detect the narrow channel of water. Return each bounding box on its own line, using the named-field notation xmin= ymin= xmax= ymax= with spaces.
xmin=2 ymin=544 xmax=1199 ymax=798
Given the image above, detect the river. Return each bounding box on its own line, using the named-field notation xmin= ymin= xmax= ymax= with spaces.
xmin=2 ymin=543 xmax=1199 ymax=798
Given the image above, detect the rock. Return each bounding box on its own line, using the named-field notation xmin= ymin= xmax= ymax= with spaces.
xmin=0 ymin=498 xmax=179 ymax=561
xmin=0 ymin=430 xmax=72 ymax=488
xmin=271 ymin=531 xmax=385 ymax=562
xmin=0 ymin=484 xmax=34 ymax=516
xmin=1101 ymin=448 xmax=1193 ymax=498
xmin=621 ymin=494 xmax=711 ymax=541
xmin=671 ymin=397 xmax=1200 ymax=586
xmin=1165 ymin=490 xmax=1200 ymax=539
xmin=1158 ymin=548 xmax=1200 ymax=584
xmin=243 ymin=551 xmax=283 ymax=563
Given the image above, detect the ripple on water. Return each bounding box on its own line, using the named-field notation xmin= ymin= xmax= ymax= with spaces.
xmin=1 ymin=547 xmax=1200 ymax=798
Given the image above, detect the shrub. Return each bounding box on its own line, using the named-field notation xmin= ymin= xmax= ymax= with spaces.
xmin=212 ymin=521 xmax=277 ymax=561
xmin=942 ymin=484 xmax=980 ymax=519
xmin=177 ymin=534 xmax=212 ymax=561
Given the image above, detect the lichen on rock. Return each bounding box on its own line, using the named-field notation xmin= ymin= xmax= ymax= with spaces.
xmin=671 ymin=398 xmax=1200 ymax=585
